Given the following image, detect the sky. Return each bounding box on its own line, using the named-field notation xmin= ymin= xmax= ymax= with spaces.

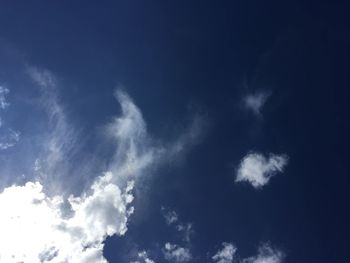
xmin=0 ymin=1 xmax=349 ymax=262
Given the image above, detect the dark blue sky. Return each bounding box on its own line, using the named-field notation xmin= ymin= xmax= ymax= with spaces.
xmin=0 ymin=1 xmax=349 ymax=262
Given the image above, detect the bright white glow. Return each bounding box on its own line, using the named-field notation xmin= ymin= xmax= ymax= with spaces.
xmin=0 ymin=176 xmax=132 ymax=262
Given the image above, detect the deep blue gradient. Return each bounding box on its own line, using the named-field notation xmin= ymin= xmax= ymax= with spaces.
xmin=0 ymin=1 xmax=349 ymax=262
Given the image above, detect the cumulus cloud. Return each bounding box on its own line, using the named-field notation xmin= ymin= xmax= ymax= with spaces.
xmin=0 ymin=175 xmax=132 ymax=262
xmin=235 ymin=152 xmax=288 ymax=189
xmin=243 ymin=91 xmax=270 ymax=117
xmin=0 ymin=71 xmax=202 ymax=262
xmin=163 ymin=243 xmax=192 ymax=263
xmin=242 ymin=243 xmax=284 ymax=263
xmin=212 ymin=242 xmax=237 ymax=263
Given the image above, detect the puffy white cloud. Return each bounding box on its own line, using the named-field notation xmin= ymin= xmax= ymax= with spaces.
xmin=0 ymin=170 xmax=134 ymax=262
xmin=242 ymin=243 xmax=284 ymax=263
xmin=212 ymin=242 xmax=237 ymax=263
xmin=243 ymin=91 xmax=270 ymax=117
xmin=163 ymin=243 xmax=192 ymax=263
xmin=235 ymin=152 xmax=288 ymax=189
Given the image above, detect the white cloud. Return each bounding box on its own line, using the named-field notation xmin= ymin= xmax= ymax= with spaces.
xmin=0 ymin=87 xmax=20 ymax=150
xmin=235 ymin=152 xmax=288 ymax=189
xmin=161 ymin=207 xmax=193 ymax=243
xmin=212 ymin=242 xmax=237 ymax=263
xmin=131 ymin=251 xmax=155 ymax=263
xmin=27 ymin=67 xmax=78 ymax=186
xmin=163 ymin=243 xmax=192 ymax=263
xmin=0 ymin=128 xmax=20 ymax=150
xmin=0 ymin=75 xmax=202 ymax=262
xmin=162 ymin=207 xmax=179 ymax=225
xmin=0 ymin=86 xmax=10 ymax=110
xmin=0 ymin=165 xmax=134 ymax=263
xmin=242 ymin=243 xmax=284 ymax=263
xmin=243 ymin=91 xmax=270 ymax=117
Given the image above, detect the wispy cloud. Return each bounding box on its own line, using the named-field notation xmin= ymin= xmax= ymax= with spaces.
xmin=212 ymin=242 xmax=237 ymax=263
xmin=27 ymin=67 xmax=78 ymax=188
xmin=162 ymin=207 xmax=194 ymax=243
xmin=243 ymin=91 xmax=270 ymax=117
xmin=131 ymin=251 xmax=155 ymax=263
xmin=163 ymin=243 xmax=192 ymax=263
xmin=0 ymin=128 xmax=20 ymax=150
xmin=0 ymin=86 xmax=10 ymax=110
xmin=0 ymin=86 xmax=20 ymax=150
xmin=242 ymin=243 xmax=284 ymax=263
xmin=0 ymin=71 xmax=203 ymax=262
xmin=235 ymin=152 xmax=288 ymax=189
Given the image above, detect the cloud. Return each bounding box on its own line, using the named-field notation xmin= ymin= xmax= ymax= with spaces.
xmin=0 ymin=128 xmax=20 ymax=150
xmin=0 ymin=73 xmax=202 ymax=262
xmin=131 ymin=251 xmax=155 ymax=263
xmin=0 ymin=87 xmax=20 ymax=150
xmin=235 ymin=152 xmax=288 ymax=189
xmin=212 ymin=242 xmax=237 ymax=263
xmin=162 ymin=207 xmax=179 ymax=225
xmin=27 ymin=67 xmax=79 ymax=187
xmin=163 ymin=243 xmax=192 ymax=263
xmin=161 ymin=207 xmax=193 ymax=243
xmin=0 ymin=176 xmax=131 ymax=263
xmin=0 ymin=86 xmax=10 ymax=110
xmin=243 ymin=91 xmax=270 ymax=117
xmin=242 ymin=243 xmax=284 ymax=263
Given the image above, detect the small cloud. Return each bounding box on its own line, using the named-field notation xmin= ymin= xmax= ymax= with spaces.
xmin=163 ymin=243 xmax=192 ymax=263
xmin=235 ymin=152 xmax=288 ymax=189
xmin=0 ymin=129 xmax=20 ymax=150
xmin=131 ymin=250 xmax=155 ymax=263
xmin=0 ymin=87 xmax=20 ymax=150
xmin=0 ymin=86 xmax=10 ymax=110
xmin=161 ymin=207 xmax=193 ymax=243
xmin=243 ymin=91 xmax=270 ymax=117
xmin=162 ymin=207 xmax=179 ymax=225
xmin=212 ymin=242 xmax=237 ymax=263
xmin=242 ymin=243 xmax=285 ymax=263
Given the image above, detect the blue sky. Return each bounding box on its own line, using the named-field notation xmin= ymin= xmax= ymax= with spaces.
xmin=0 ymin=1 xmax=349 ymax=262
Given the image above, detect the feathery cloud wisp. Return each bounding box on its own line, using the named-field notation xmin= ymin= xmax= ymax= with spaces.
xmin=163 ymin=243 xmax=192 ymax=263
xmin=243 ymin=91 xmax=270 ymax=117
xmin=242 ymin=243 xmax=284 ymax=263
xmin=212 ymin=242 xmax=237 ymax=263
